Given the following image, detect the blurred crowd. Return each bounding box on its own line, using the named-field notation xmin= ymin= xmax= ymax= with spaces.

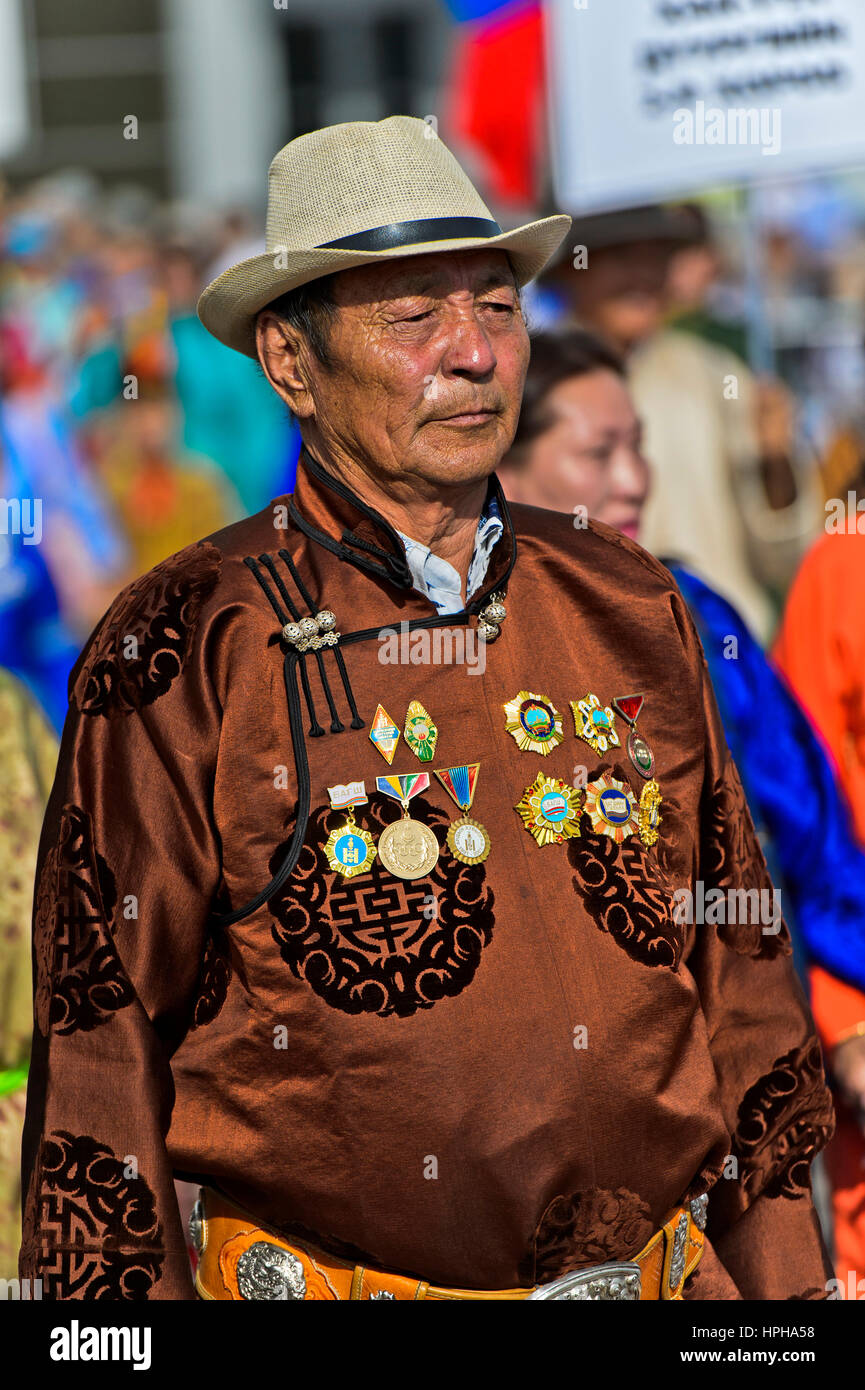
xmin=3 ymin=159 xmax=865 ymax=1289
xmin=0 ymin=170 xmax=300 ymax=733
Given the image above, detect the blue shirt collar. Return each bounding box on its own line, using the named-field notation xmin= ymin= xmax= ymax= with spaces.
xmin=397 ymin=492 xmax=503 ymax=616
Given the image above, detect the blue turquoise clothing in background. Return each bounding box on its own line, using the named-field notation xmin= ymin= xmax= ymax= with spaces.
xmin=670 ymin=562 xmax=865 ymax=995
xmin=171 ymin=315 xmax=299 ymax=513
xmin=1 ymin=397 xmax=127 ymax=576
xmin=0 ymin=531 xmax=79 ymax=734
xmin=69 ymin=316 xmax=301 ymax=516
xmin=0 ymin=398 xmax=121 ymax=732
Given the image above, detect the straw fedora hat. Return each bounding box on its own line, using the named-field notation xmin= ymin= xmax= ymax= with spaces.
xmin=197 ymin=115 xmax=571 ymax=359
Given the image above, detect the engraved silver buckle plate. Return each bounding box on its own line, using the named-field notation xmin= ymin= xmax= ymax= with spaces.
xmin=527 ymin=1260 xmax=641 ymax=1301
xmin=236 ymin=1240 xmax=307 ymax=1300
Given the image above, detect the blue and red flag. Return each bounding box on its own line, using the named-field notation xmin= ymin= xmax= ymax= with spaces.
xmin=443 ymin=0 xmax=546 ymax=207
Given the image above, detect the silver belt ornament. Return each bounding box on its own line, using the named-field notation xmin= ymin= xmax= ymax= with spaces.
xmin=529 ymin=1193 xmax=709 ymax=1302
xmin=690 ymin=1192 xmax=709 ymax=1230
xmin=198 ymin=1190 xmax=710 ymax=1301
xmin=229 ymin=1248 xmax=643 ymax=1301
xmin=527 ymin=1261 xmax=641 ymax=1301
xmin=236 ymin=1241 xmax=307 ymax=1301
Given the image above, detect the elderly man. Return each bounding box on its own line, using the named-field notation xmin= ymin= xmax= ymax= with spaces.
xmin=20 ymin=118 xmax=833 ymax=1301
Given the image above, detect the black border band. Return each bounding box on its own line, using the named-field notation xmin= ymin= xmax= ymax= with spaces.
xmin=318 ymin=215 xmax=503 ymax=253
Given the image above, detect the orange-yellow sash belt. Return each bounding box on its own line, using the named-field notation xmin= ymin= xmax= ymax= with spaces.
xmin=194 ymin=1186 xmax=705 ymax=1302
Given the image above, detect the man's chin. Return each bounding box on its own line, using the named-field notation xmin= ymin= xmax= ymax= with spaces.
xmin=407 ymin=431 xmax=508 ymax=487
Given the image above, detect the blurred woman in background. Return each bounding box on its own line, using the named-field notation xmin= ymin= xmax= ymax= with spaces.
xmin=498 ymin=330 xmax=865 ymax=1289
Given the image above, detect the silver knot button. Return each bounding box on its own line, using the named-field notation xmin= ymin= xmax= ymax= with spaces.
xmin=482 ymin=600 xmax=507 ymax=625
xmin=236 ymin=1240 xmax=307 ymax=1301
xmin=282 ymin=610 xmax=341 ymax=651
xmin=477 ymin=590 xmax=507 ymax=642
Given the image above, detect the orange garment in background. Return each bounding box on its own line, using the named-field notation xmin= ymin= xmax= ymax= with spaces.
xmin=774 ymin=530 xmax=865 ymax=1290
xmin=774 ymin=531 xmax=865 ymax=843
xmin=808 ymin=968 xmax=865 ymax=1293
xmin=96 ymin=443 xmax=240 ymax=580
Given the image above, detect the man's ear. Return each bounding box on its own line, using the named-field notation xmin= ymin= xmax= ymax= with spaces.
xmin=255 ymin=311 xmax=316 ymax=419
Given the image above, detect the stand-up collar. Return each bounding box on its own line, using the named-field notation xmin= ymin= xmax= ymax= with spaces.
xmin=289 ymin=445 xmax=516 ymax=610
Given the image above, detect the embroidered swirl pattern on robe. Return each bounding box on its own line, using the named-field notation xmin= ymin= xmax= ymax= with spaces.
xmin=33 ymin=804 xmax=134 ymax=1036
xmin=702 ymin=759 xmax=792 ymax=960
xmin=268 ymin=798 xmax=495 ymax=1019
xmin=72 ymin=539 xmax=223 ymax=716
xmin=190 ymin=933 xmax=232 ymax=1030
xmin=525 ymin=1186 xmax=656 ymax=1285
xmin=730 ymin=1040 xmax=836 ymax=1202
xmin=568 ymin=768 xmax=683 ymax=970
xmin=20 ymin=1131 xmax=164 ymax=1299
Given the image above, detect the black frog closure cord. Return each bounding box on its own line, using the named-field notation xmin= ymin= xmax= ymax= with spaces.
xmin=245 ymin=554 xmax=325 ymax=737
xmin=209 ymin=556 xmax=322 ymax=927
xmin=210 ymin=455 xmax=516 ymax=927
xmin=277 ymin=547 xmax=364 ymax=732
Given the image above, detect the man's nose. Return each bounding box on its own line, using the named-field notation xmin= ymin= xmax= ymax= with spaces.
xmin=439 ymin=310 xmax=497 ymax=378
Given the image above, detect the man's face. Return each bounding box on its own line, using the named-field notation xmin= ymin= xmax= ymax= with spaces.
xmin=566 ymin=242 xmax=672 ymax=355
xmin=500 ymin=368 xmax=649 ymax=539
xmin=266 ymin=249 xmax=529 ymax=496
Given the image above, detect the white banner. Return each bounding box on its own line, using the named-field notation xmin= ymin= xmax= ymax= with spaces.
xmin=547 ymin=0 xmax=865 ymax=211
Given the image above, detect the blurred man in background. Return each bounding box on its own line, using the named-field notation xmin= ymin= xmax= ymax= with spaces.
xmin=535 ymin=206 xmax=819 ymax=642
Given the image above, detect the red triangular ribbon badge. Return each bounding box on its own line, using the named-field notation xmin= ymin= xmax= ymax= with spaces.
xmin=613 ymin=694 xmax=644 ymax=725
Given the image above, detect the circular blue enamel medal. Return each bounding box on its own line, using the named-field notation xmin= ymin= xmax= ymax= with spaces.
xmin=599 ymin=789 xmax=632 ymax=825
xmin=335 ymin=833 xmax=366 ymax=868
xmin=584 ymin=772 xmax=639 ymax=843
xmin=503 ymin=691 xmax=564 ymax=755
xmin=540 ymin=791 xmax=569 ymax=823
xmin=324 ymin=821 xmax=376 ymax=879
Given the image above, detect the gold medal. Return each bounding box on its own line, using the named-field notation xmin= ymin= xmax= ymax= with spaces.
xmin=503 ymin=691 xmax=564 ymax=755
xmin=571 ymin=692 xmax=620 ymax=756
xmin=434 ymin=763 xmax=491 ymax=865
xmin=324 ymin=782 xmax=376 ymax=878
xmin=378 ymin=817 xmax=440 ymax=880
xmin=375 ymin=772 xmax=440 ymax=880
xmin=446 ymin=817 xmax=490 ymax=865
xmin=404 ymin=700 xmax=439 ymax=762
xmin=583 ymin=772 xmax=639 ymax=843
xmin=638 ymin=778 xmax=662 ymax=848
xmin=515 ymin=772 xmax=582 ymax=846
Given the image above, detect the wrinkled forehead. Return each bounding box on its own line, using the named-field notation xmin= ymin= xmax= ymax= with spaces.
xmin=330 ymin=247 xmax=518 ymax=309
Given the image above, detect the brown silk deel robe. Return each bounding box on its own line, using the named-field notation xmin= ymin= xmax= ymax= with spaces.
xmin=20 ymin=449 xmax=835 ymax=1299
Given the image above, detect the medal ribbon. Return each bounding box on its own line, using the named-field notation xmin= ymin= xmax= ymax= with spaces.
xmin=376 ymin=772 xmax=429 ymax=806
xmin=434 ymin=764 xmax=479 ymax=813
